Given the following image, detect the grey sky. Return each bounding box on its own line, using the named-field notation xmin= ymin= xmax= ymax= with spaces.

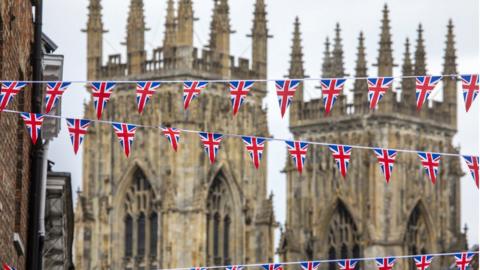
xmin=43 ymin=0 xmax=479 ymax=247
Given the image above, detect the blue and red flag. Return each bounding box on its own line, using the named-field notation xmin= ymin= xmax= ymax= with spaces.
xmin=321 ymin=78 xmax=346 ymax=115
xmin=112 ymin=123 xmax=137 ymax=157
xmin=66 ymin=118 xmax=91 ymax=154
xmin=415 ymin=76 xmax=441 ymax=110
xmin=375 ymin=257 xmax=396 ymax=270
xmin=45 ymin=82 xmax=71 ymax=114
xmin=2 ymin=263 xmax=16 ymax=270
xmin=199 ymin=132 xmax=223 ymax=164
xmin=367 ymin=77 xmax=394 ymax=110
xmin=161 ymin=127 xmax=181 ymax=152
xmin=460 ymin=74 xmax=479 ymax=112
xmin=261 ymin=263 xmax=283 ymax=270
xmin=417 ymin=152 xmax=441 ymax=184
xmin=229 ymin=80 xmax=254 ymax=115
xmin=337 ymin=259 xmax=358 ymax=270
xmin=454 ymin=252 xmax=475 ymax=270
xmin=91 ymin=81 xmax=116 ymax=119
xmin=136 ymin=81 xmax=160 ymax=114
xmin=328 ymin=144 xmax=352 ymax=178
xmin=300 ymin=261 xmax=321 ymax=270
xmin=373 ymin=148 xmax=397 ymax=183
xmin=242 ymin=136 xmax=266 ymax=169
xmin=190 ymin=268 xmax=206 ymax=270
xmin=285 ymin=140 xmax=309 ymax=174
xmin=20 ymin=112 xmax=44 ymax=144
xmin=183 ymin=81 xmax=207 ymax=110
xmin=275 ymin=80 xmax=300 ymax=118
xmin=0 ymin=81 xmax=27 ymax=112
xmin=413 ymin=255 xmax=433 ymax=270
xmin=225 ymin=265 xmax=243 ymax=270
xmin=462 ymin=155 xmax=479 ymax=189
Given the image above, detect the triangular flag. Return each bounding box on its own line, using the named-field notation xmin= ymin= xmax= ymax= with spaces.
xmin=417 ymin=152 xmax=441 ymax=184
xmin=415 ymin=76 xmax=442 ymax=110
xmin=460 ymin=74 xmax=479 ymax=112
xmin=229 ymin=80 xmax=254 ymax=115
xmin=367 ymin=77 xmax=394 ymax=109
xmin=183 ymin=81 xmax=207 ymax=110
xmin=241 ymin=136 xmax=266 ymax=169
xmin=375 ymin=258 xmax=396 ymax=270
xmin=91 ymin=81 xmax=116 ymax=119
xmin=462 ymin=155 xmax=479 ymax=189
xmin=328 ymin=144 xmax=352 ymax=178
xmin=413 ymin=255 xmax=434 ymax=270
xmin=199 ymin=132 xmax=223 ymax=164
xmin=161 ymin=127 xmax=181 ymax=152
xmin=136 ymin=81 xmax=160 ymax=114
xmin=66 ymin=118 xmax=91 ymax=154
xmin=454 ymin=252 xmax=475 ymax=270
xmin=321 ymin=79 xmax=346 ymax=115
xmin=0 ymin=81 xmax=27 ymax=112
xmin=45 ymin=81 xmax=71 ymax=113
xmin=20 ymin=112 xmax=45 ymax=144
xmin=373 ymin=148 xmax=397 ymax=183
xmin=285 ymin=140 xmax=308 ymax=174
xmin=275 ymin=80 xmax=300 ymax=118
xmin=112 ymin=123 xmax=137 ymax=157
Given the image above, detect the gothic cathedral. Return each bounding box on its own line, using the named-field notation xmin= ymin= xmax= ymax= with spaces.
xmin=278 ymin=5 xmax=467 ymax=270
xmin=74 ymin=0 xmax=276 ymax=269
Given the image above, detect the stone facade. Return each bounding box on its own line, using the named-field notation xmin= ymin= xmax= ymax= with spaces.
xmin=278 ymin=5 xmax=467 ymax=270
xmin=75 ymin=1 xmax=276 ymax=269
xmin=0 ymin=1 xmax=34 ymax=269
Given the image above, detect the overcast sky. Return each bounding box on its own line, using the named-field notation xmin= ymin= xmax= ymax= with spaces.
xmin=43 ymin=0 xmax=479 ymax=247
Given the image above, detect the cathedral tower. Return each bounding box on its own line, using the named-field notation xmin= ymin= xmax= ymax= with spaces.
xmin=76 ymin=1 xmax=275 ymax=269
xmin=83 ymin=0 xmax=106 ymax=80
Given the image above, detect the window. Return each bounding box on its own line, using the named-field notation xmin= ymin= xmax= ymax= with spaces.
xmin=327 ymin=202 xmax=361 ymax=270
xmin=123 ymin=170 xmax=158 ymax=268
xmin=206 ymin=174 xmax=235 ymax=266
xmin=405 ymin=206 xmax=429 ymax=269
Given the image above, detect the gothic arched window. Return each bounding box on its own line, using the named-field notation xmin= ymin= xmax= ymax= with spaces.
xmin=405 ymin=206 xmax=429 ymax=269
xmin=327 ymin=202 xmax=361 ymax=270
xmin=206 ymin=174 xmax=235 ymax=266
xmin=123 ymin=169 xmax=158 ymax=268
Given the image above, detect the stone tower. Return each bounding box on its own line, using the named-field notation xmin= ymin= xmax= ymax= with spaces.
xmin=75 ymin=0 xmax=275 ymax=269
xmin=278 ymin=5 xmax=466 ymax=270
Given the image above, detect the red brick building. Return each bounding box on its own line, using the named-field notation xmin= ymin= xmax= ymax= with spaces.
xmin=0 ymin=0 xmax=35 ymax=269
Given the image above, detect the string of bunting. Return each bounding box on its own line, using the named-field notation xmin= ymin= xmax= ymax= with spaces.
xmin=2 ymin=107 xmax=479 ymax=189
xmin=0 ymin=74 xmax=479 ymax=120
xmin=169 ymin=251 xmax=478 ymax=270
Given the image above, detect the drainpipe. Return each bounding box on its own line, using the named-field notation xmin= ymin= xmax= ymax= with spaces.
xmin=27 ymin=0 xmax=44 ymax=269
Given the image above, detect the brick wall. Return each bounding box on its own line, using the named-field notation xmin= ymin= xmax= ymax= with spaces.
xmin=0 ymin=0 xmax=34 ymax=269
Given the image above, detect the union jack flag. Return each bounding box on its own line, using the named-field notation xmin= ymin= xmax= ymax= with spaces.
xmin=415 ymin=76 xmax=442 ymax=111
xmin=337 ymin=259 xmax=358 ymax=270
xmin=199 ymin=132 xmax=223 ymax=164
xmin=261 ymin=263 xmax=283 ymax=270
xmin=44 ymin=82 xmax=71 ymax=114
xmin=225 ymin=265 xmax=243 ymax=270
xmin=20 ymin=112 xmax=45 ymax=144
xmin=2 ymin=263 xmax=16 ymax=270
xmin=112 ymin=123 xmax=137 ymax=157
xmin=462 ymin=155 xmax=479 ymax=189
xmin=183 ymin=81 xmax=208 ymax=110
xmin=229 ymin=80 xmax=254 ymax=115
xmin=91 ymin=81 xmax=116 ymax=119
xmin=161 ymin=127 xmax=181 ymax=152
xmin=417 ymin=152 xmax=441 ymax=184
xmin=66 ymin=118 xmax=91 ymax=154
xmin=285 ymin=140 xmax=309 ymax=174
xmin=190 ymin=267 xmax=206 ymax=270
xmin=136 ymin=81 xmax=160 ymax=114
xmin=454 ymin=252 xmax=475 ymax=270
xmin=300 ymin=261 xmax=321 ymax=270
xmin=0 ymin=81 xmax=27 ymax=112
xmin=367 ymin=77 xmax=394 ymax=110
xmin=413 ymin=255 xmax=433 ymax=270
xmin=321 ymin=79 xmax=346 ymax=115
xmin=375 ymin=257 xmax=396 ymax=270
xmin=328 ymin=144 xmax=352 ymax=178
xmin=373 ymin=148 xmax=397 ymax=183
xmin=275 ymin=80 xmax=300 ymax=118
xmin=460 ymin=74 xmax=479 ymax=112
xmin=242 ymin=136 xmax=266 ymax=169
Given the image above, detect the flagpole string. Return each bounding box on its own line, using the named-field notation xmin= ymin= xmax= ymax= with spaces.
xmin=0 ymin=73 xmax=469 ymax=84
xmin=3 ymin=109 xmax=477 ymax=157
xmin=151 ymin=251 xmax=479 ymax=270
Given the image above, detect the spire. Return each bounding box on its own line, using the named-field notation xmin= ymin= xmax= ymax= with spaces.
xmin=163 ymin=0 xmax=176 ymax=50
xmin=442 ymin=19 xmax=458 ymax=126
xmin=331 ymin=23 xmax=346 ymax=77
xmin=414 ymin=24 xmax=427 ymax=75
xmin=376 ymin=4 xmax=395 ymax=76
xmin=177 ymin=0 xmax=194 ymax=47
xmin=83 ymin=0 xmax=106 ymax=80
xmin=249 ymin=0 xmax=271 ymax=77
xmin=353 ymin=32 xmax=368 ymax=113
xmin=289 ymin=17 xmax=305 ymax=124
xmin=209 ymin=0 xmax=232 ymax=76
xmin=401 ymin=38 xmax=415 ymax=111
xmin=126 ymin=0 xmax=147 ymax=75
xmin=321 ymin=37 xmax=333 ymax=78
